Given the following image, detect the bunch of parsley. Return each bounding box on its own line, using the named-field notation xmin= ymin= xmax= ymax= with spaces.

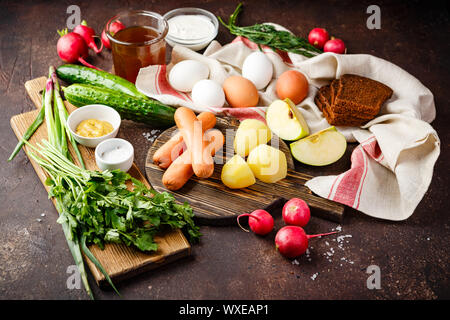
xmin=27 ymin=139 xmax=201 ymax=297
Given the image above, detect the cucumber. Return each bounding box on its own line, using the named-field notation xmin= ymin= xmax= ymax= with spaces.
xmin=56 ymin=64 xmax=149 ymax=100
xmin=63 ymin=84 xmax=175 ymax=128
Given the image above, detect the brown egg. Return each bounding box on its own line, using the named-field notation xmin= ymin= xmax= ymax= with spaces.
xmin=223 ymin=76 xmax=259 ymax=108
xmin=276 ymin=70 xmax=309 ymax=104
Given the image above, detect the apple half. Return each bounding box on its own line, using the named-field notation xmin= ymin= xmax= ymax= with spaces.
xmin=290 ymin=126 xmax=347 ymax=166
xmin=266 ymin=98 xmax=309 ymax=141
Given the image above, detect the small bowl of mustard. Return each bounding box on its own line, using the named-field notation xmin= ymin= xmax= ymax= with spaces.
xmin=67 ymin=104 xmax=121 ymax=148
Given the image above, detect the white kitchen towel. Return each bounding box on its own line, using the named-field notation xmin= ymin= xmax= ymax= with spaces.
xmin=135 ymin=29 xmax=440 ymax=221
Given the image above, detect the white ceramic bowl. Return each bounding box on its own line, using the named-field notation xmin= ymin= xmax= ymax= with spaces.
xmin=163 ymin=7 xmax=219 ymax=51
xmin=67 ymin=104 xmax=121 ymax=148
xmin=95 ymin=138 xmax=134 ymax=172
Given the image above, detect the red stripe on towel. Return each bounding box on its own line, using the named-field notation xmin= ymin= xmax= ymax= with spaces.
xmin=332 ymin=146 xmax=366 ymax=206
xmin=222 ymin=107 xmax=267 ymax=123
xmin=155 ymin=65 xmax=189 ymax=101
xmin=362 ymin=137 xmax=384 ymax=163
xmin=355 ymin=147 xmax=369 ymax=210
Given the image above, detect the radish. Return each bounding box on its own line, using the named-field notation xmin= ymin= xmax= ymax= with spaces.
xmin=102 ymin=20 xmax=125 ymax=49
xmin=324 ymin=38 xmax=346 ymax=54
xmin=56 ymin=29 xmax=101 ymax=70
xmin=73 ymin=20 xmax=103 ymax=54
xmin=308 ymin=28 xmax=330 ymax=49
xmin=237 ymin=209 xmax=274 ymax=236
xmin=282 ymin=198 xmax=310 ymax=227
xmin=275 ymin=226 xmax=337 ymax=258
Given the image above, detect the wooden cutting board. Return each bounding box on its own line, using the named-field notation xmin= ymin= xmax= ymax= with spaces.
xmin=145 ymin=118 xmax=345 ymax=225
xmin=10 ymin=76 xmax=191 ymax=287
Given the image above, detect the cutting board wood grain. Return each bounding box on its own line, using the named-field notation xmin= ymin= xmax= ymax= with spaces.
xmin=10 ymin=76 xmax=191 ymax=287
xmin=145 ymin=118 xmax=345 ymax=224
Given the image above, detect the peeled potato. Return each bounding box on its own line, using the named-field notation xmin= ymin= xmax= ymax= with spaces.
xmin=234 ymin=119 xmax=272 ymax=157
xmin=221 ymin=155 xmax=256 ymax=189
xmin=247 ymin=144 xmax=287 ymax=183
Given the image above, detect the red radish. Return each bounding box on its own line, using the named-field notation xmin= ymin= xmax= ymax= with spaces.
xmin=102 ymin=20 xmax=125 ymax=49
xmin=56 ymin=29 xmax=101 ymax=70
xmin=308 ymin=28 xmax=330 ymax=49
xmin=237 ymin=209 xmax=274 ymax=236
xmin=73 ymin=20 xmax=103 ymax=54
xmin=282 ymin=198 xmax=310 ymax=227
xmin=275 ymin=226 xmax=338 ymax=258
xmin=324 ymin=38 xmax=346 ymax=54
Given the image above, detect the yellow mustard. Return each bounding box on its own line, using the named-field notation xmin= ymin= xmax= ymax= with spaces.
xmin=76 ymin=119 xmax=114 ymax=138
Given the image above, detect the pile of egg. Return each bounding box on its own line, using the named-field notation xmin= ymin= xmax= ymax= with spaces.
xmin=168 ymin=51 xmax=308 ymax=109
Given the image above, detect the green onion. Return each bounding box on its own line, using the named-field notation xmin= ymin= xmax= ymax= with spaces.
xmin=50 ymin=66 xmax=85 ymax=168
xmin=8 ymin=92 xmax=45 ymax=162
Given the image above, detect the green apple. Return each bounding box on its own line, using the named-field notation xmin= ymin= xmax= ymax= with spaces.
xmin=247 ymin=144 xmax=287 ymax=183
xmin=266 ymin=98 xmax=309 ymax=141
xmin=290 ymin=126 xmax=347 ymax=166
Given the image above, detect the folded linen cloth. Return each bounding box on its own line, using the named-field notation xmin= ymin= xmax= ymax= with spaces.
xmin=135 ymin=28 xmax=440 ymax=221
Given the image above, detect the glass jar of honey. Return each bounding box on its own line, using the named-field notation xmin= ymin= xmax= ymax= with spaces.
xmin=105 ymin=10 xmax=168 ymax=83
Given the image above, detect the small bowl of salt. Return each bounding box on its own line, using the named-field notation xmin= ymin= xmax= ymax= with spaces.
xmin=95 ymin=138 xmax=134 ymax=172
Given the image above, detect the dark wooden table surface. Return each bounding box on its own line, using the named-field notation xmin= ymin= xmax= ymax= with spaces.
xmin=0 ymin=0 xmax=449 ymax=300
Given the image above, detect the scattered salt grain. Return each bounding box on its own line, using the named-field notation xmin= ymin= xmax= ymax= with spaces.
xmin=36 ymin=218 xmax=42 ymax=222
xmin=142 ymin=130 xmax=161 ymax=143
xmin=40 ymin=213 xmax=46 ymax=217
xmin=311 ymin=272 xmax=318 ymax=280
xmin=292 ymin=259 xmax=299 ymax=265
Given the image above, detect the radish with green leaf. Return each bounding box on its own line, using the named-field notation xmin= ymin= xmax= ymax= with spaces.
xmin=56 ymin=29 xmax=101 ymax=70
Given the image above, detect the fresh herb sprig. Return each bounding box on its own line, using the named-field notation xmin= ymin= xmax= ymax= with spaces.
xmin=218 ymin=3 xmax=322 ymax=58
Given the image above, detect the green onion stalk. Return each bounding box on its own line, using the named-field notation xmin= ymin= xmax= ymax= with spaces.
xmin=50 ymin=66 xmax=85 ymax=169
xmin=8 ymin=92 xmax=46 ymax=161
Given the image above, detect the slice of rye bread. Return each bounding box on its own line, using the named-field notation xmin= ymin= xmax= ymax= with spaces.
xmin=317 ymin=84 xmax=371 ymax=126
xmin=332 ymin=74 xmax=393 ymax=117
xmin=323 ymin=104 xmax=372 ymax=126
xmin=323 ymin=107 xmax=371 ymax=126
xmin=330 ymin=79 xmax=340 ymax=106
xmin=324 ymin=109 xmax=372 ymax=126
xmin=314 ymin=85 xmax=332 ymax=111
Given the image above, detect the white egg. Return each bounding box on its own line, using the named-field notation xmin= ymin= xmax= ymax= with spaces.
xmin=242 ymin=51 xmax=273 ymax=90
xmin=168 ymin=60 xmax=209 ymax=92
xmin=191 ymin=79 xmax=225 ymax=109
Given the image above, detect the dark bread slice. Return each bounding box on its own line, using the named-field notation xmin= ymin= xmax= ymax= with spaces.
xmin=330 ymin=79 xmax=340 ymax=105
xmin=323 ymin=102 xmax=371 ymax=126
xmin=314 ymin=95 xmax=323 ymax=111
xmin=318 ymin=84 xmax=370 ymax=126
xmin=324 ymin=109 xmax=372 ymax=126
xmin=332 ymin=74 xmax=393 ymax=116
xmin=314 ymin=85 xmax=332 ymax=111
